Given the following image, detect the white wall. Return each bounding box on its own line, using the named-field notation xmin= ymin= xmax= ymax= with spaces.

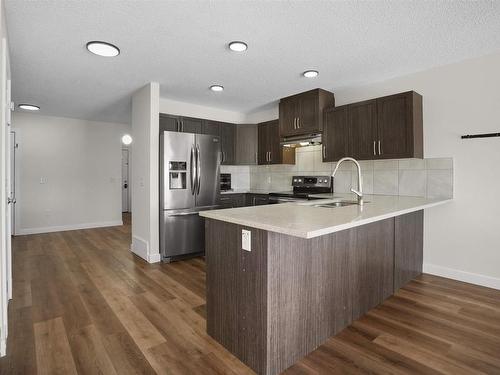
xmin=160 ymin=97 xmax=245 ymax=123
xmin=131 ymin=82 xmax=160 ymax=263
xmin=12 ymin=112 xmax=129 ymax=234
xmin=246 ymin=51 xmax=500 ymax=289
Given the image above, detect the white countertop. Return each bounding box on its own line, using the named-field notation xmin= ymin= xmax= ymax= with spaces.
xmin=200 ymin=193 xmax=451 ymax=239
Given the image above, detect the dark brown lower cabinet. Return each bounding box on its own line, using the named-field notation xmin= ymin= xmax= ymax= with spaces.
xmin=219 ymin=194 xmax=246 ymax=208
xmin=206 ymin=210 xmax=423 ymax=375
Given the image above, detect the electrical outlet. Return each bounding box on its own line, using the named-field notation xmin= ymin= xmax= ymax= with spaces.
xmin=242 ymin=229 xmax=251 ymax=251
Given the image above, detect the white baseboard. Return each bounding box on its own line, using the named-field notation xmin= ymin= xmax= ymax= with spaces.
xmin=16 ymin=220 xmax=123 ymax=235
xmin=131 ymin=235 xmax=160 ymax=264
xmin=423 ymin=263 xmax=500 ymax=290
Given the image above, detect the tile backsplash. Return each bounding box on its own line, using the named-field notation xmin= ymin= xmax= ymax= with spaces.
xmin=222 ymin=145 xmax=453 ymax=199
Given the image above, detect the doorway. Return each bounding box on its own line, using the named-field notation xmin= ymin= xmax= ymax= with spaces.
xmin=121 ymin=148 xmax=130 ymax=212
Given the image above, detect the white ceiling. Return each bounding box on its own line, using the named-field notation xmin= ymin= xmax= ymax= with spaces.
xmin=6 ymin=0 xmax=500 ymax=124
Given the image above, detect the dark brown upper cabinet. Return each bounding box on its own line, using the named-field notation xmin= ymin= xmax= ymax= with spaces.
xmin=235 ymin=124 xmax=258 ymax=165
xmin=159 ymin=113 xmax=181 ymax=132
xmin=279 ymin=88 xmax=335 ymax=137
xmin=220 ymin=122 xmax=236 ymax=165
xmin=376 ymin=91 xmax=423 ymax=159
xmin=159 ymin=113 xmax=202 ymax=134
xmin=202 ymin=120 xmax=220 ymax=136
xmin=322 ymin=105 xmax=350 ymax=162
xmin=348 ymin=99 xmax=378 ymax=160
xmin=322 ymin=91 xmax=423 ymax=161
xmin=258 ymin=120 xmax=295 ymax=165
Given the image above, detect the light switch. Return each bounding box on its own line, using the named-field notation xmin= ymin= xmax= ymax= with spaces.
xmin=242 ymin=229 xmax=251 ymax=251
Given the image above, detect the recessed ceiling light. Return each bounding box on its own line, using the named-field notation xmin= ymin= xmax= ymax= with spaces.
xmin=86 ymin=41 xmax=120 ymax=57
xmin=228 ymin=41 xmax=248 ymax=52
xmin=210 ymin=85 xmax=224 ymax=92
xmin=121 ymin=134 xmax=133 ymax=145
xmin=303 ymin=70 xmax=319 ymax=78
xmin=18 ymin=104 xmax=40 ymax=111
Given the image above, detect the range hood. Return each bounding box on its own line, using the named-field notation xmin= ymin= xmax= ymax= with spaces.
xmin=280 ymin=133 xmax=322 ymax=147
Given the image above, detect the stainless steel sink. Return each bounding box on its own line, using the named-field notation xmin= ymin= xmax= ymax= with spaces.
xmin=312 ymin=200 xmax=366 ymax=208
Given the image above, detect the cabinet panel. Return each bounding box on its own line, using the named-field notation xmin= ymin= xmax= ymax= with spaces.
xmin=279 ymin=89 xmax=335 ymax=137
xmin=246 ymin=194 xmax=269 ymax=206
xmin=377 ymin=93 xmax=410 ymax=158
xmin=377 ymin=92 xmax=423 ymax=159
xmin=348 ymin=100 xmax=378 ymax=160
xmin=279 ymin=98 xmax=299 ymax=136
xmin=394 ymin=210 xmax=423 ymax=290
xmin=159 ymin=114 xmax=179 ymax=132
xmin=257 ymin=123 xmax=268 ymax=165
xmin=220 ymin=123 xmax=236 ymax=165
xmin=180 ymin=117 xmax=203 ymax=133
xmin=220 ymin=194 xmax=246 ymax=208
xmin=236 ymin=124 xmax=258 ymax=165
xmin=267 ymin=120 xmax=282 ymax=164
xmin=298 ymin=91 xmax=318 ymax=133
xmin=258 ymin=120 xmax=295 ymax=165
xmin=323 ymin=106 xmax=349 ymax=162
xmin=202 ymin=120 xmax=221 ymax=136
xmin=350 ymin=219 xmax=394 ymax=320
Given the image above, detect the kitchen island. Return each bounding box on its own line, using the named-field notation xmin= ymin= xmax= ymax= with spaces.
xmin=200 ymin=194 xmax=450 ymax=375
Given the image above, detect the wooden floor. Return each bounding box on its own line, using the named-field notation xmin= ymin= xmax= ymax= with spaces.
xmin=1 ymin=215 xmax=500 ymax=375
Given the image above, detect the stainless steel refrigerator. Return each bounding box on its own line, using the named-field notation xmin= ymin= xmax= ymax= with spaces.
xmin=160 ymin=131 xmax=221 ymax=262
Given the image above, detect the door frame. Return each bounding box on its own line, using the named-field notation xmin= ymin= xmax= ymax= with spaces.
xmin=121 ymin=147 xmax=130 ymax=213
xmin=0 ymin=36 xmax=12 ymax=357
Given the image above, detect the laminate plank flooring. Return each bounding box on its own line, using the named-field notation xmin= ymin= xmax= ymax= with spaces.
xmin=1 ymin=214 xmax=499 ymax=374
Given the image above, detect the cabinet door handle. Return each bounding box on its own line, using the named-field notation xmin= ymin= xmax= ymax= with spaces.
xmin=378 ymin=140 xmax=382 ymax=155
xmin=297 ymin=117 xmax=300 ymax=128
xmin=181 ymin=120 xmax=184 ymax=132
xmin=293 ymin=117 xmax=296 ymax=129
xmin=323 ymin=145 xmax=326 ymax=159
xmin=269 ymin=151 xmax=272 ymax=163
xmin=373 ymin=141 xmax=376 ymax=156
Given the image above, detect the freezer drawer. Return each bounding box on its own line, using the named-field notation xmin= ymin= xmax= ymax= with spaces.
xmin=160 ymin=210 xmax=205 ymax=260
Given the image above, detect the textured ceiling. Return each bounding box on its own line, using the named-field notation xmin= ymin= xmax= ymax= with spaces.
xmin=6 ymin=0 xmax=500 ymax=123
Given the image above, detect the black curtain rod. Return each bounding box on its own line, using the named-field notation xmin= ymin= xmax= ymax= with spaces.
xmin=461 ymin=132 xmax=500 ymax=139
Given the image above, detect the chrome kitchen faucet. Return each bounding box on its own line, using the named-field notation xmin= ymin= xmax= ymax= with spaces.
xmin=331 ymin=157 xmax=364 ymax=206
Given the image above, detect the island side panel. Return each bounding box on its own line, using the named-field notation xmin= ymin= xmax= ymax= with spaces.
xmin=205 ymin=219 xmax=239 ymax=354
xmin=205 ymin=219 xmax=268 ymax=375
xmin=266 ymin=229 xmax=353 ymax=375
xmin=394 ymin=210 xmax=424 ymax=290
xmin=350 ymin=218 xmax=395 ymax=321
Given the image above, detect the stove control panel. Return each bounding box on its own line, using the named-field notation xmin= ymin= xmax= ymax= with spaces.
xmin=292 ymin=176 xmax=332 ymax=188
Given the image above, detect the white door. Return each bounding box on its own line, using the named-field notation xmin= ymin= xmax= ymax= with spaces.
xmin=9 ymin=131 xmax=15 ymax=236
xmin=121 ymin=149 xmax=129 ymax=212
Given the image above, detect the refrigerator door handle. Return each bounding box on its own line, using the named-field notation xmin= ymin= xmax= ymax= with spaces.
xmin=167 ymin=211 xmax=199 ymax=217
xmin=196 ymin=144 xmax=201 ymax=195
xmin=190 ymin=145 xmax=196 ymax=194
